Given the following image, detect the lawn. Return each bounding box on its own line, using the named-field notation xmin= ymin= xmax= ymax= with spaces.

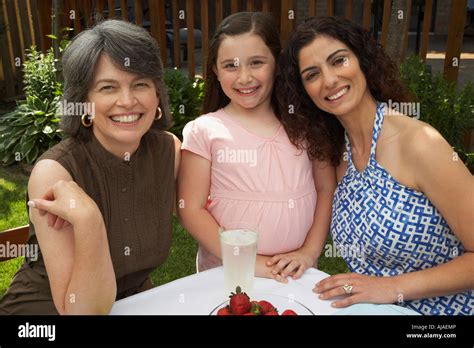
xmin=0 ymin=164 xmax=348 ymax=299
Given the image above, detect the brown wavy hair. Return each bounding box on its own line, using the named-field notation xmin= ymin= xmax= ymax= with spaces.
xmin=277 ymin=16 xmax=413 ymax=166
xmin=202 ymin=12 xmax=281 ymax=115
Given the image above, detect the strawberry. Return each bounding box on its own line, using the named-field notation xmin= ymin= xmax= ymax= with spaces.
xmin=217 ymin=306 xmax=232 ymax=316
xmin=258 ymin=300 xmax=275 ymax=314
xmin=229 ymin=286 xmax=251 ymax=315
xmin=264 ymin=309 xmax=279 ymax=315
xmin=281 ymin=309 xmax=297 ymax=316
xmin=250 ymin=301 xmax=262 ymax=315
xmin=243 ymin=312 xmax=256 ymax=315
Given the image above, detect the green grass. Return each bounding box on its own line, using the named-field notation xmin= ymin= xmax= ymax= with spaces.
xmin=0 ymin=164 xmax=347 ymax=300
xmin=0 ymin=165 xmax=29 ymax=230
xmin=0 ymin=164 xmax=30 ymax=298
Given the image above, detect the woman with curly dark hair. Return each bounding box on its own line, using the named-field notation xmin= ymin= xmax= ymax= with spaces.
xmin=278 ymin=16 xmax=473 ymax=315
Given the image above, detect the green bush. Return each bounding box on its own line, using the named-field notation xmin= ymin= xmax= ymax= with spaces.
xmin=164 ymin=68 xmax=205 ymax=139
xmin=400 ymin=55 xmax=474 ymax=152
xmin=0 ymin=47 xmax=63 ymax=165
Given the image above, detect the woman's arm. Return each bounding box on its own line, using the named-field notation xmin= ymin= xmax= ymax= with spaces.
xmin=170 ymin=133 xmax=182 ymax=216
xmin=315 ymin=124 xmax=474 ymax=307
xmin=177 ymin=150 xmax=275 ymax=277
xmin=390 ymin=124 xmax=474 ymax=301
xmin=267 ymin=160 xmax=336 ymax=280
xmin=28 ymin=160 xmax=116 ymax=314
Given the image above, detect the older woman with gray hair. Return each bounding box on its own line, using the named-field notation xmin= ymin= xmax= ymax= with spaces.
xmin=0 ymin=20 xmax=181 ymax=314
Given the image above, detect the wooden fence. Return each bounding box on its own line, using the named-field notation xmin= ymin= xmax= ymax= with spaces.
xmin=0 ymin=0 xmax=468 ymax=101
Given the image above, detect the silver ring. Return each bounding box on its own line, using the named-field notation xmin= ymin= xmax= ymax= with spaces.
xmin=342 ymin=284 xmax=353 ymax=295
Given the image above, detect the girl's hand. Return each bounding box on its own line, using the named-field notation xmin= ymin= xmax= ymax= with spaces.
xmin=313 ymin=273 xmax=398 ymax=308
xmin=28 ymin=180 xmax=102 ymax=229
xmin=266 ymin=248 xmax=317 ymax=283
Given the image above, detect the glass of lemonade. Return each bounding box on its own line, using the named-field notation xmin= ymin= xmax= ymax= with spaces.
xmin=219 ymin=226 xmax=258 ymax=295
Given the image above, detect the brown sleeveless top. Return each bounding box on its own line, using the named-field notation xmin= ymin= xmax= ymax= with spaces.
xmin=0 ymin=129 xmax=175 ymax=314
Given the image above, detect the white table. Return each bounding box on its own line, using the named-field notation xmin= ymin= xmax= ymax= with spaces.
xmin=110 ymin=267 xmax=419 ymax=315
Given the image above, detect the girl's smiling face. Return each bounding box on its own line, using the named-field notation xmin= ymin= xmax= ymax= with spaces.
xmin=298 ymin=35 xmax=371 ymax=117
xmin=214 ymin=32 xmax=276 ymax=111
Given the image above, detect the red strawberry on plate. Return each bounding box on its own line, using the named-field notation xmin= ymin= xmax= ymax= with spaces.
xmin=258 ymin=300 xmax=275 ymax=314
xmin=264 ymin=309 xmax=279 ymax=315
xmin=229 ymin=286 xmax=251 ymax=315
xmin=281 ymin=309 xmax=297 ymax=316
xmin=217 ymin=306 xmax=232 ymax=316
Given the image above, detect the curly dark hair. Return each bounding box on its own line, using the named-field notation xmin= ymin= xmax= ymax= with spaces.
xmin=277 ymin=16 xmax=413 ymax=167
xmin=202 ymin=11 xmax=281 ymax=115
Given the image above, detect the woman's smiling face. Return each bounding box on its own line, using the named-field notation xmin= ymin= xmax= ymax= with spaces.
xmin=87 ymin=54 xmax=159 ymax=157
xmin=298 ymin=35 xmax=370 ymax=117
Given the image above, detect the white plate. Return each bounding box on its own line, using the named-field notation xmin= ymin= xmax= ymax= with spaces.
xmin=209 ymin=293 xmax=315 ymax=315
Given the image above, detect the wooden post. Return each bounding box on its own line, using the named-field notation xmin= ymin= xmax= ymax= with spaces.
xmin=29 ymin=0 xmax=43 ymax=51
xmin=0 ymin=0 xmax=15 ymax=97
xmin=262 ymin=0 xmax=270 ymax=13
xmin=380 ymin=0 xmax=392 ymax=47
xmin=345 ymin=0 xmax=353 ymax=20
xmin=215 ymin=0 xmax=223 ymax=26
xmin=444 ymin=0 xmax=467 ymax=83
xmin=400 ymin=0 xmax=412 ymax=61
xmin=309 ymin=0 xmax=316 ymax=17
xmin=149 ymin=0 xmax=167 ymax=66
xmin=201 ymin=0 xmax=208 ymax=77
xmin=107 ymin=0 xmax=115 ymax=18
xmin=419 ymin=0 xmax=433 ymax=62
xmin=17 ymin=0 xmax=32 ymax=51
xmin=172 ymin=0 xmax=180 ymax=68
xmin=327 ymin=0 xmax=334 ymax=16
xmin=134 ymin=0 xmax=142 ymax=26
xmin=280 ymin=0 xmax=294 ymax=46
xmin=246 ymin=0 xmax=254 ymax=12
xmin=186 ymin=0 xmax=195 ymax=77
xmin=82 ymin=0 xmax=92 ymax=28
xmin=231 ymin=0 xmax=238 ymax=13
xmin=362 ymin=0 xmax=371 ymax=30
xmin=120 ymin=0 xmax=128 ymax=20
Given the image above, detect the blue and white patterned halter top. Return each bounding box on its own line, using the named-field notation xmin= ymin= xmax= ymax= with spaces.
xmin=331 ymin=103 xmax=473 ymax=315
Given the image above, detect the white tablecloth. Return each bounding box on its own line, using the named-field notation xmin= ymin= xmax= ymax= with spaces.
xmin=110 ymin=267 xmax=419 ymax=315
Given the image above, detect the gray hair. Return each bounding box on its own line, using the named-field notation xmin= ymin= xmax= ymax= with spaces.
xmin=60 ymin=19 xmax=172 ymax=141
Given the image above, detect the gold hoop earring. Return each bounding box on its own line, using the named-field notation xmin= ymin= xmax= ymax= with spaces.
xmin=155 ymin=106 xmax=162 ymax=121
xmin=81 ymin=114 xmax=93 ymax=128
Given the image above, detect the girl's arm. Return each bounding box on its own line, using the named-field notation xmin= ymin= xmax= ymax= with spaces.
xmin=267 ymin=159 xmax=337 ymax=281
xmin=315 ymin=125 xmax=474 ymax=307
xmin=178 ymin=150 xmax=275 ymax=277
xmin=28 ymin=160 xmax=116 ymax=314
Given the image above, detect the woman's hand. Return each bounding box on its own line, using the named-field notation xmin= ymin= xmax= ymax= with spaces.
xmin=28 ymin=180 xmax=102 ymax=229
xmin=266 ymin=247 xmax=317 ymax=283
xmin=313 ymin=273 xmax=398 ymax=308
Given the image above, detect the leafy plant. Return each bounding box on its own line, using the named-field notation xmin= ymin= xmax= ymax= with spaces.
xmin=164 ymin=68 xmax=205 ymax=139
xmin=400 ymin=55 xmax=474 ymax=152
xmin=0 ymin=46 xmax=63 ymax=165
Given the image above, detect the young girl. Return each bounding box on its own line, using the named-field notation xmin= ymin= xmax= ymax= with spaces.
xmin=178 ymin=12 xmax=336 ymax=282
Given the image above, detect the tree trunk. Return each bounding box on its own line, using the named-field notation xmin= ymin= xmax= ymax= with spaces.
xmin=385 ymin=0 xmax=410 ymax=66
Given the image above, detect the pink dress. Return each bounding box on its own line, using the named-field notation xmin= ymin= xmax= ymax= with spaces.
xmin=182 ymin=109 xmax=317 ymax=271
